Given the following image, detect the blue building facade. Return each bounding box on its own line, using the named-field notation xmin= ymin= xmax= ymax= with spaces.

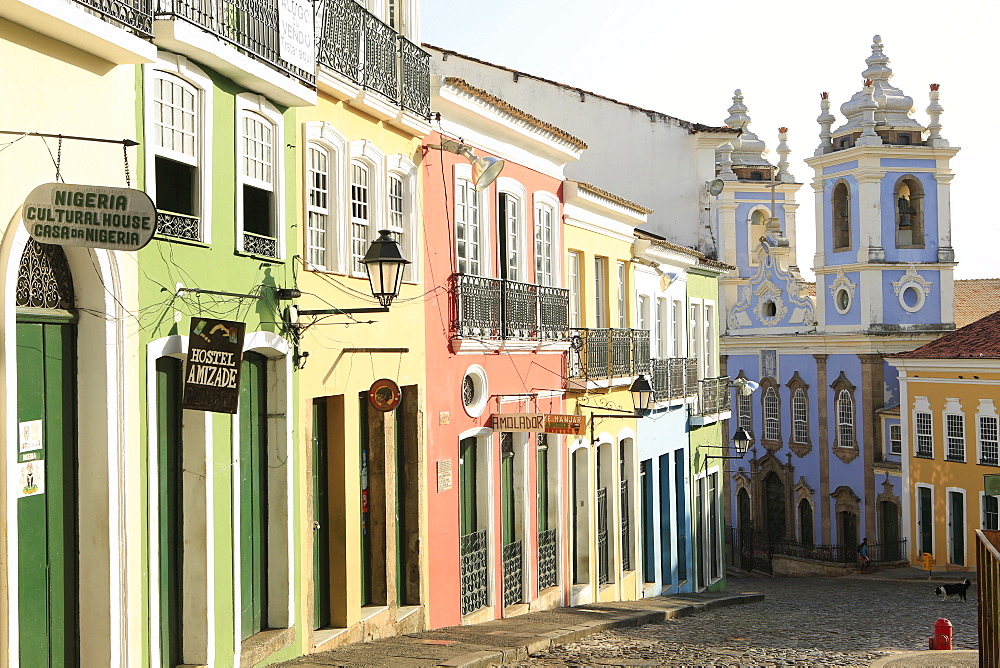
xmin=718 ymin=36 xmax=959 ymax=556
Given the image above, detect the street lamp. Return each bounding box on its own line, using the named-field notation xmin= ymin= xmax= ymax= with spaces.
xmin=361 ymin=229 xmax=411 ymax=308
xmin=731 ymin=425 xmax=754 ymax=457
xmin=629 ymin=374 xmax=653 ymax=416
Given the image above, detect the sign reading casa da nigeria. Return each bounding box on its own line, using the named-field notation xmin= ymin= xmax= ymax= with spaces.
xmin=183 ymin=319 xmax=247 ymax=414
xmin=22 ymin=183 xmax=156 ymax=251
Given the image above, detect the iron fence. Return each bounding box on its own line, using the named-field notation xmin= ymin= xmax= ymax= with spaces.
xmin=695 ymin=376 xmax=732 ymax=416
xmin=978 ymin=530 xmax=1000 ymax=666
xmin=728 ymin=526 xmax=908 ymax=570
xmin=502 ymin=540 xmax=523 ymax=608
xmin=621 ymin=480 xmax=631 ymax=572
xmin=78 ymin=0 xmax=153 ymax=36
xmin=156 ymin=0 xmax=315 ymax=85
xmin=452 ymin=273 xmax=569 ymax=341
xmin=538 ymin=528 xmax=558 ymax=590
xmin=316 ymin=0 xmax=430 ymax=117
xmin=597 ymin=487 xmax=609 ymax=585
xmin=460 ymin=529 xmax=488 ymax=616
xmin=650 ymin=357 xmax=697 ymax=401
xmin=568 ymin=328 xmax=650 ymax=381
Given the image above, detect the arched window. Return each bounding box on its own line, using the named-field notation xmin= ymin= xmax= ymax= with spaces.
xmin=738 ymin=390 xmax=753 ymax=434
xmin=350 ymin=160 xmax=371 ymax=274
xmin=895 ymin=176 xmax=924 ymax=248
xmin=792 ymin=388 xmax=809 ymax=444
xmin=748 ymin=209 xmax=768 ymax=266
xmin=799 ymin=499 xmax=814 ymax=544
xmin=306 ymin=144 xmax=331 ymax=269
xmin=533 ymin=194 xmax=558 ymax=287
xmin=837 ymin=389 xmax=855 ymax=448
xmin=832 ymin=181 xmax=851 ymax=250
xmin=236 ymin=94 xmax=284 ymax=259
xmin=763 ymin=386 xmax=780 ymax=442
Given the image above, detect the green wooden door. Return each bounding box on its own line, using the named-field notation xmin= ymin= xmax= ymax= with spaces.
xmin=156 ymin=357 xmax=184 ymax=666
xmin=394 ymin=407 xmax=406 ymax=607
xmin=359 ymin=394 xmax=372 ymax=606
xmin=239 ymin=352 xmax=268 ymax=640
xmin=312 ymin=398 xmax=331 ymax=629
xmin=17 ymin=318 xmax=78 ymax=667
xmin=536 ymin=436 xmax=548 ymax=532
xmin=459 ymin=437 xmax=477 ymax=536
xmin=501 ymin=434 xmax=514 ymax=545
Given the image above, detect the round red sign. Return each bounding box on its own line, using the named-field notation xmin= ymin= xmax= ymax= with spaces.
xmin=368 ymin=378 xmax=401 ymax=412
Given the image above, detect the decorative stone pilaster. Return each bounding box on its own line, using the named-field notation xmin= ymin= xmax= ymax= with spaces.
xmin=718 ymin=142 xmax=737 ymax=181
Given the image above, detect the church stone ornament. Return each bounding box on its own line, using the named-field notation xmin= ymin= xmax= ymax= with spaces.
xmin=892 ymin=265 xmax=931 ymax=313
xmin=829 ymin=269 xmax=856 ymax=315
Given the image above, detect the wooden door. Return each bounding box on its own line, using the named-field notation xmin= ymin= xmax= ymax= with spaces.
xmin=312 ymin=398 xmax=331 ymax=629
xmin=949 ymin=491 xmax=965 ymax=565
xmin=239 ymin=352 xmax=268 ymax=640
xmin=156 ymin=357 xmax=184 ymax=665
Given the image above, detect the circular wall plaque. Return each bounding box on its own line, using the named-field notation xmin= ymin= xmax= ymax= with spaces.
xmin=369 ymin=378 xmax=401 ymax=412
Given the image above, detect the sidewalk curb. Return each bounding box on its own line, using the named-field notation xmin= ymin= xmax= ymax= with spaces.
xmin=438 ymin=593 xmax=764 ymax=667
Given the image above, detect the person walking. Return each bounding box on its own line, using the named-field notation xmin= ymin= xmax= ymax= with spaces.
xmin=858 ymin=537 xmax=870 ymax=574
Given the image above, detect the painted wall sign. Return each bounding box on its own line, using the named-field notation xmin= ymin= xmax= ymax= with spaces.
xmin=437 ymin=459 xmax=453 ymax=492
xmin=182 ymin=319 xmax=246 ymax=414
xmin=489 ymin=413 xmax=586 ymax=435
xmin=21 ymin=183 xmax=156 ymax=251
xmin=278 ymin=0 xmax=315 ymax=73
xmin=369 ymin=378 xmax=401 ymax=412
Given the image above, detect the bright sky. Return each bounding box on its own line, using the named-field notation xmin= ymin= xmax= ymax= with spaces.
xmin=422 ymin=0 xmax=998 ymax=281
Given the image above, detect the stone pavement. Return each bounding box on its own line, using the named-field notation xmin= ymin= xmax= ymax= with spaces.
xmin=278 ymin=590 xmax=762 ymax=667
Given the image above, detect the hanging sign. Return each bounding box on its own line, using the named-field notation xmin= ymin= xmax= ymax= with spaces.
xmin=369 ymin=378 xmax=402 ymax=412
xmin=278 ymin=0 xmax=315 ymax=73
xmin=489 ymin=413 xmax=586 ymax=435
xmin=21 ymin=183 xmax=156 ymax=251
xmin=986 ymin=474 xmax=1000 ymax=496
xmin=182 ymin=318 xmax=246 ymax=414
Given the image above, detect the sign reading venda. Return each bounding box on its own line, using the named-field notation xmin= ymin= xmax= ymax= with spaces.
xmin=489 ymin=413 xmax=586 ymax=436
xmin=22 ymin=183 xmax=156 ymax=251
xmin=183 ymin=318 xmax=246 ymax=414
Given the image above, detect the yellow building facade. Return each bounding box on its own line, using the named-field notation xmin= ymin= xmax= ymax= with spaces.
xmin=889 ymin=311 xmax=1000 ymax=569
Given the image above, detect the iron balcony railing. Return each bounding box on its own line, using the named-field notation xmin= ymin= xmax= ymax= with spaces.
xmin=693 ymin=376 xmax=732 ymax=416
xmin=156 ymin=211 xmax=201 ymax=243
xmin=243 ymin=232 xmax=279 ymax=259
xmin=596 ymin=487 xmax=609 ymax=585
xmin=459 ymin=529 xmax=488 ymax=616
xmin=537 ymin=528 xmax=558 ymax=590
xmin=451 ymin=273 xmax=569 ymax=342
xmin=502 ymin=540 xmax=523 ymax=608
xmin=650 ymin=357 xmax=697 ymax=402
xmin=155 ymin=0 xmax=315 ymax=85
xmin=77 ymin=0 xmax=153 ymax=36
xmin=317 ymin=0 xmax=430 ymax=117
xmin=773 ymin=537 xmax=907 ymax=564
xmin=977 ymin=530 xmax=1000 ymax=665
xmin=568 ymin=328 xmax=650 ymax=381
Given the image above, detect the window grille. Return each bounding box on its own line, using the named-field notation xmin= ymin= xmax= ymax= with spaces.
xmin=738 ymin=392 xmax=753 ymax=433
xmin=792 ymin=388 xmax=809 ymax=443
xmin=916 ymin=412 xmax=933 ymax=457
xmin=946 ymin=413 xmax=966 ymax=461
xmin=837 ymin=389 xmax=854 ymax=447
xmin=981 ymin=416 xmax=999 ymax=466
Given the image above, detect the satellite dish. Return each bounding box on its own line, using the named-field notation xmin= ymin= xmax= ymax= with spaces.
xmin=707 ymin=179 xmax=725 ymax=196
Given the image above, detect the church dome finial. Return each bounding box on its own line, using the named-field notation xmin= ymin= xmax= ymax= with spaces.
xmin=719 ymin=89 xmax=772 ymax=169
xmin=834 ymin=36 xmax=924 ymax=136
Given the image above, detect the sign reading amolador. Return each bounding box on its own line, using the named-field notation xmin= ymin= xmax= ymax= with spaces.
xmin=489 ymin=413 xmax=586 ymax=436
xmin=183 ymin=319 xmax=246 ymax=414
xmin=22 ymin=183 xmax=156 ymax=251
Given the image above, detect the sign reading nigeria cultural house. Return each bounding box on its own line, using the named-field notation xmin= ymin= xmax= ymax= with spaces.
xmin=21 ymin=183 xmax=156 ymax=251
xmin=183 ymin=319 xmax=247 ymax=414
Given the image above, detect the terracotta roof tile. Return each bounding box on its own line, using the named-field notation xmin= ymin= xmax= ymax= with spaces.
xmin=442 ymin=77 xmax=588 ymax=150
xmin=576 ymin=181 xmax=654 ymax=214
xmin=890 ymin=309 xmax=1000 ymax=359
xmin=955 ymin=278 xmax=1000 ymax=328
xmin=427 ymin=45 xmax=737 ymax=136
xmin=878 ymin=405 xmax=901 ymax=416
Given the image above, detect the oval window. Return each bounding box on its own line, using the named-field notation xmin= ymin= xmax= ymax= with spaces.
xmin=763 ymin=300 xmax=777 ymax=317
xmin=836 ymin=289 xmax=851 ymax=313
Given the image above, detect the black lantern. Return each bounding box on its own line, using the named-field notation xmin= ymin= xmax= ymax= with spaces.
xmin=629 ymin=374 xmax=653 ymax=415
xmin=362 ymin=230 xmax=411 ymax=308
xmin=732 ymin=426 xmax=754 ymax=456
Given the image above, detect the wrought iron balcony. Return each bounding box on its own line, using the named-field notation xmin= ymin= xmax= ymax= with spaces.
xmin=156 ymin=211 xmax=201 ymax=242
xmin=650 ymin=357 xmax=697 ymax=402
xmin=77 ymin=0 xmax=153 ymax=36
xmin=451 ymin=273 xmax=569 ymax=342
xmin=537 ymin=528 xmax=558 ymax=590
xmin=317 ymin=0 xmax=431 ymax=117
xmin=243 ymin=232 xmax=279 ymax=259
xmin=501 ymin=540 xmax=523 ymax=608
xmin=459 ymin=529 xmax=488 ymax=616
xmin=567 ymin=328 xmax=650 ymax=382
xmin=155 ymin=0 xmax=315 ymax=85
xmin=693 ymin=376 xmax=732 ymax=416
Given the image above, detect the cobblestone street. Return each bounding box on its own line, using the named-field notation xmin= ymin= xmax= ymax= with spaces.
xmin=523 ymin=574 xmax=979 ymax=667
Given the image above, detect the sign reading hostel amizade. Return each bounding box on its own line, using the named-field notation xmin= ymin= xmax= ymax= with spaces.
xmin=490 ymin=413 xmax=586 ymax=436
xmin=183 ymin=319 xmax=246 ymax=414
xmin=22 ymin=183 xmax=156 ymax=251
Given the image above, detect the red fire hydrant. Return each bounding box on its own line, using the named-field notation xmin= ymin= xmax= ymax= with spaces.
xmin=929 ymin=618 xmax=953 ymax=650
